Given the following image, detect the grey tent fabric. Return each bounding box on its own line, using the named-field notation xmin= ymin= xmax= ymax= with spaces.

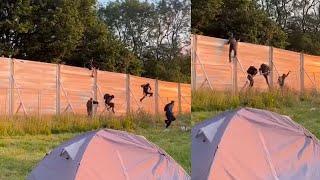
xmin=28 ymin=129 xmax=190 ymax=180
xmin=192 ymin=107 xmax=320 ymax=180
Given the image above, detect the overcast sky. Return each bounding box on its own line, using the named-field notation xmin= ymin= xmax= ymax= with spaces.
xmin=98 ymin=0 xmax=110 ymax=5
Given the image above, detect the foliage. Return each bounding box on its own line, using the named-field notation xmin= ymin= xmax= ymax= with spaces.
xmin=193 ymin=0 xmax=320 ymax=55
xmin=99 ymin=0 xmax=191 ymax=82
xmin=191 ymin=0 xmax=288 ymax=48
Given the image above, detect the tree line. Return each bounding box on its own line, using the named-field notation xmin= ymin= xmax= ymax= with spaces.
xmin=0 ymin=0 xmax=190 ymax=83
xmin=192 ymin=0 xmax=320 ymax=56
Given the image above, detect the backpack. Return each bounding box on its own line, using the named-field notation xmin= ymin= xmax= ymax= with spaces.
xmin=247 ymin=66 xmax=257 ymax=76
xmin=103 ymin=93 xmax=110 ymax=100
xmin=164 ymin=104 xmax=170 ymax=112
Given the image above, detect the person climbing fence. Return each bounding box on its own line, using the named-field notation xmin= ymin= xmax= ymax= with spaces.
xmin=140 ymin=83 xmax=153 ymax=102
xmin=278 ymin=71 xmax=291 ymax=89
xmin=103 ymin=93 xmax=115 ymax=113
xmin=245 ymin=66 xmax=258 ymax=88
xmin=259 ymin=63 xmax=271 ymax=87
xmin=88 ymin=59 xmax=98 ymax=78
xmin=226 ymin=33 xmax=240 ymax=63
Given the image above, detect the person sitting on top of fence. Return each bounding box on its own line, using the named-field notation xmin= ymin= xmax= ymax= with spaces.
xmin=86 ymin=98 xmax=99 ymax=117
xmin=246 ymin=66 xmax=258 ymax=88
xmin=103 ymin=93 xmax=115 ymax=113
xmin=140 ymin=83 xmax=153 ymax=102
xmin=278 ymin=71 xmax=291 ymax=88
xmin=88 ymin=59 xmax=98 ymax=78
xmin=226 ymin=33 xmax=240 ymax=63
xmin=164 ymin=101 xmax=176 ymax=128
xmin=259 ymin=63 xmax=271 ymax=87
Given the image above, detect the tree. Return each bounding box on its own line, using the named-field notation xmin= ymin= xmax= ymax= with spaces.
xmin=99 ymin=0 xmax=191 ymax=82
xmin=0 ymin=0 xmax=143 ymax=75
xmin=192 ymin=0 xmax=288 ymax=48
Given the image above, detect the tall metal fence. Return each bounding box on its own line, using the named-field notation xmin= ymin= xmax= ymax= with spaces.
xmin=0 ymin=57 xmax=191 ymax=116
xmin=191 ymin=34 xmax=320 ymax=93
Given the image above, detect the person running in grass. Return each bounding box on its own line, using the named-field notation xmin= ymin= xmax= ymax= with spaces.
xmin=226 ymin=33 xmax=240 ymax=63
xmin=164 ymin=101 xmax=176 ymax=128
xmin=259 ymin=63 xmax=271 ymax=87
xmin=140 ymin=83 xmax=153 ymax=102
xmin=104 ymin=93 xmax=115 ymax=113
xmin=278 ymin=71 xmax=291 ymax=88
xmin=86 ymin=98 xmax=99 ymax=117
xmin=246 ymin=66 xmax=258 ymax=88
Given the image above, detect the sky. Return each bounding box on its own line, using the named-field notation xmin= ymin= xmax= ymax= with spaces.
xmin=98 ymin=0 xmax=110 ymax=5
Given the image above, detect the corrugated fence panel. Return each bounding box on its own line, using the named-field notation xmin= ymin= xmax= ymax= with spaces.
xmin=158 ymin=81 xmax=179 ymax=114
xmin=237 ymin=42 xmax=269 ymax=91
xmin=180 ymin=83 xmax=191 ymax=112
xmin=60 ymin=65 xmax=93 ymax=114
xmin=130 ymin=76 xmax=155 ymax=114
xmin=97 ymin=71 xmax=126 ymax=115
xmin=0 ymin=58 xmax=9 ymax=114
xmin=0 ymin=58 xmax=190 ymax=115
xmin=304 ymin=54 xmax=320 ymax=91
xmin=14 ymin=60 xmax=56 ymax=114
xmin=196 ymin=35 xmax=232 ymax=91
xmin=273 ymin=48 xmax=300 ymax=91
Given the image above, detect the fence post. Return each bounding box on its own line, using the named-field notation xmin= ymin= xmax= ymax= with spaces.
xmin=8 ymin=58 xmax=14 ymax=116
xmin=191 ymin=35 xmax=197 ymax=90
xmin=93 ymin=69 xmax=98 ymax=116
xmin=232 ymin=57 xmax=238 ymax=95
xmin=126 ymin=74 xmax=130 ymax=114
xmin=56 ymin=64 xmax=61 ymax=115
xmin=269 ymin=46 xmax=274 ymax=89
xmin=178 ymin=82 xmax=182 ymax=114
xmin=155 ymin=79 xmax=159 ymax=114
xmin=300 ymin=53 xmax=304 ymax=94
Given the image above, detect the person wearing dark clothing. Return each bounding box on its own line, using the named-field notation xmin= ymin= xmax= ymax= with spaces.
xmin=88 ymin=59 xmax=98 ymax=77
xmin=103 ymin=93 xmax=115 ymax=113
xmin=246 ymin=66 xmax=258 ymax=88
xmin=226 ymin=34 xmax=240 ymax=63
xmin=259 ymin=64 xmax=271 ymax=87
xmin=278 ymin=71 xmax=290 ymax=88
xmin=164 ymin=101 xmax=176 ymax=128
xmin=86 ymin=98 xmax=99 ymax=116
xmin=140 ymin=83 xmax=153 ymax=102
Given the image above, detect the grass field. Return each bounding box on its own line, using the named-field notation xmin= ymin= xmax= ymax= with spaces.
xmin=192 ymin=90 xmax=320 ymax=138
xmin=0 ymin=113 xmax=191 ymax=180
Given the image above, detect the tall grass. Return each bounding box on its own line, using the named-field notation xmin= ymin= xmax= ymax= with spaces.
xmin=0 ymin=112 xmax=190 ymax=136
xmin=192 ymin=88 xmax=320 ymax=112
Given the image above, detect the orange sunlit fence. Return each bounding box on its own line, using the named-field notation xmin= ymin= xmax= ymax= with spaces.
xmin=0 ymin=57 xmax=190 ymax=116
xmin=192 ymin=34 xmax=319 ymax=92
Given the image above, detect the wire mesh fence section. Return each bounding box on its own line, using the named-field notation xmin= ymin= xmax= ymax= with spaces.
xmin=130 ymin=75 xmax=155 ymax=114
xmin=0 ymin=57 xmax=190 ymax=116
xmin=192 ymin=34 xmax=319 ymax=93
xmin=237 ymin=41 xmax=269 ymax=91
xmin=273 ymin=48 xmax=300 ymax=91
xmin=158 ymin=80 xmax=179 ymax=113
xmin=180 ymin=83 xmax=191 ymax=112
xmin=304 ymin=54 xmax=320 ymax=91
xmin=194 ymin=35 xmax=232 ymax=91
xmin=97 ymin=70 xmax=127 ymax=115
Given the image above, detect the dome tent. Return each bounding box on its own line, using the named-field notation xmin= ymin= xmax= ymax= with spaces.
xmin=28 ymin=129 xmax=190 ymax=180
xmin=192 ymin=108 xmax=320 ymax=180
